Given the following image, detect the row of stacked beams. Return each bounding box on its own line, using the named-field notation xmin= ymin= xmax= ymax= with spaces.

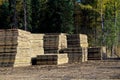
xmin=67 ymin=34 xmax=88 ymax=48
xmin=44 ymin=33 xmax=67 ymax=54
xmin=0 ymin=29 xmax=32 ymax=67
xmin=36 ymin=54 xmax=68 ymax=65
xmin=60 ymin=34 xmax=88 ymax=63
xmin=0 ymin=29 xmax=90 ymax=67
xmin=0 ymin=29 xmax=17 ymax=67
xmin=88 ymin=47 xmax=107 ymax=60
xmin=60 ymin=48 xmax=88 ymax=63
xmin=88 ymin=47 xmax=102 ymax=60
xmin=35 ymin=33 xmax=68 ymax=65
xmin=0 ymin=29 xmax=69 ymax=67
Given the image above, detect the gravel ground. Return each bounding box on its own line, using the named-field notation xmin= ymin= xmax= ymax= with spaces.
xmin=0 ymin=60 xmax=120 ymax=80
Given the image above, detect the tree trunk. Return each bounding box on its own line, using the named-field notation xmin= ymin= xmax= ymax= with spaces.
xmin=23 ymin=0 xmax=27 ymax=31
xmin=8 ymin=0 xmax=17 ymax=28
xmin=100 ymin=0 xmax=104 ymax=46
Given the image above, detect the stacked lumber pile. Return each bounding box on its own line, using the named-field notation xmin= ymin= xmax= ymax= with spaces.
xmin=0 ymin=29 xmax=32 ymax=67
xmin=0 ymin=29 xmax=90 ymax=66
xmin=36 ymin=54 xmax=68 ymax=65
xmin=60 ymin=48 xmax=87 ymax=63
xmin=0 ymin=29 xmax=17 ymax=67
xmin=35 ymin=33 xmax=68 ymax=65
xmin=60 ymin=34 xmax=88 ymax=63
xmin=14 ymin=29 xmax=31 ymax=67
xmin=88 ymin=47 xmax=105 ymax=60
xmin=67 ymin=34 xmax=88 ymax=48
xmin=44 ymin=33 xmax=67 ymax=54
xmin=30 ymin=34 xmax=44 ymax=57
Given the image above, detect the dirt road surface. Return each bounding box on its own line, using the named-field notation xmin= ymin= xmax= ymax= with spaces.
xmin=0 ymin=60 xmax=120 ymax=80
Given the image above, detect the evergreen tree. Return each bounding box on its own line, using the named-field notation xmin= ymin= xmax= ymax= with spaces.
xmin=8 ymin=0 xmax=17 ymax=28
xmin=39 ymin=0 xmax=74 ymax=33
xmin=26 ymin=0 xmax=32 ymax=31
xmin=0 ymin=1 xmax=9 ymax=29
xmin=103 ymin=0 xmax=120 ymax=56
xmin=60 ymin=0 xmax=74 ymax=33
xmin=17 ymin=0 xmax=32 ymax=31
xmin=75 ymin=0 xmax=100 ymax=46
xmin=31 ymin=0 xmax=42 ymax=33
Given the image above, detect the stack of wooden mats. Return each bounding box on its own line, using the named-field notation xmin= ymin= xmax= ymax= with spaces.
xmin=36 ymin=54 xmax=68 ymax=65
xmin=67 ymin=34 xmax=88 ymax=48
xmin=36 ymin=33 xmax=68 ymax=65
xmin=0 ymin=29 xmax=17 ymax=67
xmin=0 ymin=29 xmax=31 ymax=67
xmin=44 ymin=33 xmax=67 ymax=54
xmin=60 ymin=34 xmax=88 ymax=63
xmin=88 ymin=47 xmax=106 ymax=60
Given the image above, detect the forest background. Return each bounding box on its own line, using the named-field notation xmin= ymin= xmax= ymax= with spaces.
xmin=0 ymin=0 xmax=120 ymax=56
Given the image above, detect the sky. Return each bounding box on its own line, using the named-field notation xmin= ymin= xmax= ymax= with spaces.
xmin=76 ymin=0 xmax=81 ymax=2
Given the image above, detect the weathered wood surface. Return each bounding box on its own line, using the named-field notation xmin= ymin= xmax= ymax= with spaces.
xmin=67 ymin=34 xmax=88 ymax=48
xmin=36 ymin=54 xmax=68 ymax=65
